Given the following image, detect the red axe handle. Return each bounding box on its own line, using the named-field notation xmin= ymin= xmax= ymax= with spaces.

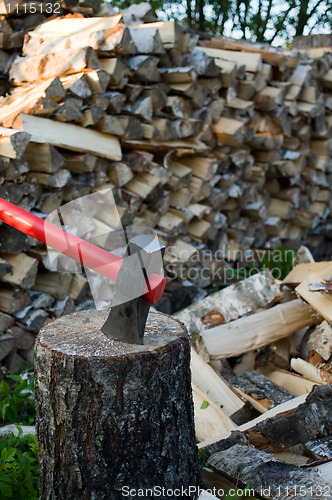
xmin=0 ymin=198 xmax=165 ymax=305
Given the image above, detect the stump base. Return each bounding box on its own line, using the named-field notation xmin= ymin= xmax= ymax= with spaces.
xmin=35 ymin=310 xmax=202 ymax=500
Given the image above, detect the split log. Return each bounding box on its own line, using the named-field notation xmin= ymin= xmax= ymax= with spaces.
xmin=199 ymin=38 xmax=285 ymax=68
xmin=0 ymin=333 xmax=13 ymax=361
xmin=10 ymin=47 xmax=100 ymax=84
xmin=208 ymin=444 xmax=332 ymax=500
xmin=0 ymin=77 xmax=65 ymax=127
xmin=0 ymin=126 xmax=30 ymax=158
xmin=305 ymin=320 xmax=332 ymax=361
xmin=0 ymin=311 xmax=14 ymax=331
xmin=188 ymin=219 xmax=213 ymax=241
xmin=158 ymin=211 xmax=187 ymax=235
xmin=254 ymin=86 xmax=284 ymax=111
xmin=291 ymin=358 xmax=332 ymax=384
xmin=33 ymin=272 xmax=72 ymax=300
xmin=68 ymin=274 xmax=89 ymax=303
xmin=26 ymin=169 xmax=71 ymax=189
xmin=35 ymin=310 xmax=202 ymax=499
xmin=25 ymin=142 xmax=65 ymax=174
xmin=124 ymin=172 xmax=160 ymax=199
xmin=23 ymin=14 xmax=121 ymax=56
xmin=305 ymin=435 xmax=332 ymax=460
xmin=60 ymin=73 xmax=92 ymax=99
xmin=126 ymin=55 xmax=160 ymax=83
xmin=100 ymin=25 xmax=136 ymax=54
xmin=129 ymin=27 xmax=165 ymax=54
xmin=191 ymin=347 xmax=244 ymax=417
xmin=197 ymin=47 xmax=262 ymax=73
xmin=231 ymin=371 xmax=294 ymax=412
xmin=199 ymin=393 xmax=308 ymax=450
xmin=201 ymin=300 xmax=320 ymax=359
xmin=23 ymin=15 xmax=122 ymax=55
xmin=0 ymin=288 xmax=31 ymax=314
xmin=282 ymin=262 xmax=329 ymax=287
xmin=107 ymin=162 xmax=134 ymax=187
xmin=214 ymin=116 xmax=247 ymax=146
xmin=261 ymin=369 xmax=319 ymax=397
xmin=313 ymin=461 xmax=332 ymax=484
xmin=296 ymin=263 xmax=332 ymax=322
xmin=198 ymin=394 xmax=308 ymax=455
xmin=23 ymin=18 xmax=135 ymax=56
xmin=248 ymin=384 xmax=332 ymax=450
xmin=99 ymin=58 xmax=128 ymax=86
xmin=20 ymin=114 xmax=122 ymax=161
xmin=63 ymin=152 xmax=98 ymax=173
xmin=132 ymin=21 xmax=184 ymax=47
xmin=1 ymin=253 xmax=38 ymax=289
xmin=192 ymin=384 xmax=236 ymax=443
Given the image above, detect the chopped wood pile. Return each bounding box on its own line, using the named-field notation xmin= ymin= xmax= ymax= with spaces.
xmin=0 ymin=6 xmax=331 ymax=374
xmin=174 ymin=251 xmax=332 ymax=498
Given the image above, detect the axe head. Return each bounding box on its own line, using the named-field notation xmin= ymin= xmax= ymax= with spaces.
xmin=101 ymin=233 xmax=166 ymax=344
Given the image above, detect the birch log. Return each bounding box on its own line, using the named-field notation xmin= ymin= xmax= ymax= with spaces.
xmin=175 ymin=270 xmax=281 ymax=335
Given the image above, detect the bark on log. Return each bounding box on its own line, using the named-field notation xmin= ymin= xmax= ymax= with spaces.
xmin=207 ymin=444 xmax=332 ymax=500
xmin=34 ymin=310 xmax=202 ymax=500
xmin=174 ymin=270 xmax=281 ymax=336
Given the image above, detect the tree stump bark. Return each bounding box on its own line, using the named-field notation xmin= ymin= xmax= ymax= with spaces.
xmin=34 ymin=310 xmax=202 ymax=500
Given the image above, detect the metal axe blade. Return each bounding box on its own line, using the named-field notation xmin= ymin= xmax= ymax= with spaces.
xmin=101 ymin=233 xmax=165 ymax=344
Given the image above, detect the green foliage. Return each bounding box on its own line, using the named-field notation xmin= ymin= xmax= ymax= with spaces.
xmin=0 ymin=373 xmax=35 ymax=426
xmin=224 ymin=483 xmax=252 ymax=499
xmin=200 ymin=400 xmax=210 ymax=409
xmin=250 ymin=246 xmax=295 ymax=280
xmin=0 ymin=428 xmax=38 ymax=499
xmin=198 ymin=449 xmax=209 ymax=468
xmin=111 ymin=0 xmax=164 ymax=11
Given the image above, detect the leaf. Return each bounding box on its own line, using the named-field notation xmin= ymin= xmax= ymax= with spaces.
xmin=1 ymin=447 xmax=16 ymax=463
xmin=0 ymin=380 xmax=10 ymax=396
xmin=6 ymin=375 xmax=23 ymax=382
xmin=0 ymin=482 xmax=12 ymax=497
xmin=200 ymin=400 xmax=210 ymax=409
xmin=15 ymin=426 xmax=23 ymax=438
xmin=0 ymin=476 xmax=11 ymax=483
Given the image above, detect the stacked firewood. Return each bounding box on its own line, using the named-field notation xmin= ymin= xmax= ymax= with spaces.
xmin=0 ymin=0 xmax=118 ymax=96
xmin=0 ymin=6 xmax=331 ymax=371
xmin=175 ymin=254 xmax=332 ymax=497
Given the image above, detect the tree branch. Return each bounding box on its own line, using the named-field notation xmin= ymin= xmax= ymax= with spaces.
xmin=308 ymin=0 xmax=326 ymax=18
xmin=186 ymin=0 xmax=192 ymax=28
xmin=260 ymin=0 xmax=274 ymax=41
xmin=269 ymin=1 xmax=296 ymax=43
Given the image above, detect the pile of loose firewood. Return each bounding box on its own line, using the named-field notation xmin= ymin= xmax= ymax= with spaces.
xmin=175 ymin=249 xmax=332 ymax=498
xmin=0 ymin=4 xmax=331 ymax=374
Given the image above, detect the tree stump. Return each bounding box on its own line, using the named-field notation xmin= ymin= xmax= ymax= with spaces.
xmin=34 ymin=310 xmax=202 ymax=500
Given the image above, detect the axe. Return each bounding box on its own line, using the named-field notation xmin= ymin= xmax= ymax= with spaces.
xmin=0 ymin=198 xmax=166 ymax=344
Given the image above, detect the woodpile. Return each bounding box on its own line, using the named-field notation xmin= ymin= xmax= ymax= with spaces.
xmin=173 ymin=257 xmax=332 ymax=497
xmin=0 ymin=6 xmax=331 ymax=377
